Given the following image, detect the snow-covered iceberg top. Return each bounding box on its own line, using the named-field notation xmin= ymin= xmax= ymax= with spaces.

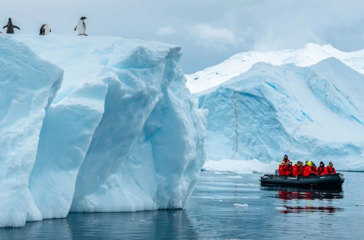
xmin=0 ymin=35 xmax=206 ymax=227
xmin=187 ymin=43 xmax=364 ymax=93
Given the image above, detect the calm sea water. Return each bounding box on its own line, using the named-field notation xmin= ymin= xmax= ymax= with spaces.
xmin=1 ymin=171 xmax=363 ymax=239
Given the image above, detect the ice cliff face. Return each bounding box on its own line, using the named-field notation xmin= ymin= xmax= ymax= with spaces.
xmin=189 ymin=44 xmax=364 ymax=170
xmin=0 ymin=36 xmax=205 ymax=227
xmin=0 ymin=38 xmax=63 ymax=227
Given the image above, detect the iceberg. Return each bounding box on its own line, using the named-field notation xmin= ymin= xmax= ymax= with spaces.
xmin=189 ymin=44 xmax=364 ymax=170
xmin=0 ymin=35 xmax=205 ymax=227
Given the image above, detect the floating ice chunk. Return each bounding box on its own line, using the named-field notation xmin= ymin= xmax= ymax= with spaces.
xmin=233 ymin=203 xmax=249 ymax=208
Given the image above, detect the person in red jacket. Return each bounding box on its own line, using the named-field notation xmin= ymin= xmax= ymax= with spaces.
xmin=317 ymin=161 xmax=325 ymax=176
xmin=279 ymin=163 xmax=286 ymax=176
xmin=324 ymin=162 xmax=336 ymax=175
xmin=282 ymin=154 xmax=290 ymax=164
xmin=298 ymin=161 xmax=304 ymax=176
xmin=292 ymin=161 xmax=304 ymax=177
xmin=303 ymin=161 xmax=314 ymax=177
xmin=285 ymin=161 xmax=293 ymax=176
xmin=292 ymin=161 xmax=300 ymax=177
xmin=292 ymin=162 xmax=299 ymax=177
xmin=312 ymin=162 xmax=317 ymax=174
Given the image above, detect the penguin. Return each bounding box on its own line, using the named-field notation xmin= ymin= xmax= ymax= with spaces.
xmin=39 ymin=24 xmax=51 ymax=35
xmin=3 ymin=18 xmax=20 ymax=34
xmin=74 ymin=16 xmax=87 ymax=36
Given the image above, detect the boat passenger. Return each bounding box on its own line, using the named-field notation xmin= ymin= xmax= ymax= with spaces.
xmin=311 ymin=162 xmax=317 ymax=174
xmin=282 ymin=154 xmax=290 ymax=164
xmin=324 ymin=162 xmax=336 ymax=175
xmin=303 ymin=161 xmax=314 ymax=177
xmin=279 ymin=163 xmax=286 ymax=176
xmin=285 ymin=161 xmax=293 ymax=176
xmin=298 ymin=161 xmax=304 ymax=176
xmin=317 ymin=161 xmax=325 ymax=176
xmin=292 ymin=161 xmax=304 ymax=177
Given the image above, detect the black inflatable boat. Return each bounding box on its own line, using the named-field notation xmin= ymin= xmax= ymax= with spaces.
xmin=260 ymin=173 xmax=344 ymax=189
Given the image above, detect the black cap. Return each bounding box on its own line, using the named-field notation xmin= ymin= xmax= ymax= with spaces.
xmin=320 ymin=161 xmax=324 ymax=165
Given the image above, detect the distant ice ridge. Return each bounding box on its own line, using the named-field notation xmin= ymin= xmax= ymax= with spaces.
xmin=187 ymin=43 xmax=364 ymax=94
xmin=0 ymin=35 xmax=205 ymax=227
xmin=190 ymin=44 xmax=364 ymax=170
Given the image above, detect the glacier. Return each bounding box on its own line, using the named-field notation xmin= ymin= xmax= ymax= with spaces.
xmin=188 ymin=43 xmax=364 ymax=171
xmin=0 ymin=35 xmax=205 ymax=227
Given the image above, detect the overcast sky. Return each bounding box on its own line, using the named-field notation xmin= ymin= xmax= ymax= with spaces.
xmin=1 ymin=0 xmax=363 ymax=73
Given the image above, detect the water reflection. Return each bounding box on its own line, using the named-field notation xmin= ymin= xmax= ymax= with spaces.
xmin=1 ymin=171 xmax=363 ymax=239
xmin=261 ymin=186 xmax=344 ymax=215
xmin=261 ymin=186 xmax=344 ymax=200
xmin=278 ymin=206 xmax=343 ymax=214
xmin=277 ymin=190 xmax=343 ymax=200
xmin=0 ymin=210 xmax=197 ymax=240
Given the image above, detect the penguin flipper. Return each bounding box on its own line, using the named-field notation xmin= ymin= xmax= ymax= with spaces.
xmin=74 ymin=26 xmax=77 ymax=31
xmin=3 ymin=25 xmax=8 ymax=29
xmin=14 ymin=26 xmax=20 ymax=30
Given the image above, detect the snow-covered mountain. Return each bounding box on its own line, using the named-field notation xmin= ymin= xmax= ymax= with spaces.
xmin=0 ymin=35 xmax=205 ymax=227
xmin=188 ymin=43 xmax=364 ymax=170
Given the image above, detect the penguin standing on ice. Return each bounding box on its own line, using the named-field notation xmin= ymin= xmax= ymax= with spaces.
xmin=3 ymin=18 xmax=20 ymax=34
xmin=74 ymin=16 xmax=88 ymax=36
xmin=39 ymin=24 xmax=51 ymax=35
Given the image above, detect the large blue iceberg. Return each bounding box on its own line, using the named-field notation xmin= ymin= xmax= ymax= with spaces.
xmin=0 ymin=36 xmax=206 ymax=227
xmin=189 ymin=44 xmax=364 ymax=170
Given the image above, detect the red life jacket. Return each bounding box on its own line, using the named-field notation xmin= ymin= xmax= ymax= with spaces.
xmin=279 ymin=164 xmax=285 ymax=176
xmin=292 ymin=165 xmax=298 ymax=177
xmin=297 ymin=165 xmax=304 ymax=176
xmin=324 ymin=166 xmax=336 ymax=175
xmin=303 ymin=165 xmax=313 ymax=177
xmin=317 ymin=166 xmax=325 ymax=176
xmin=292 ymin=165 xmax=303 ymax=177
xmin=312 ymin=166 xmax=317 ymax=173
xmin=285 ymin=164 xmax=293 ymax=176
